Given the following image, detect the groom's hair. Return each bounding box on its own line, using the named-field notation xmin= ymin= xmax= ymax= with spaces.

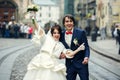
xmin=51 ymin=24 xmax=62 ymax=36
xmin=62 ymin=14 xmax=75 ymax=26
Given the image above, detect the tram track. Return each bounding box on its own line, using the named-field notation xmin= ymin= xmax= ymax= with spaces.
xmin=90 ymin=60 xmax=120 ymax=80
xmin=90 ymin=47 xmax=120 ymax=62
xmin=0 ymin=43 xmax=34 ymax=80
xmin=0 ymin=43 xmax=32 ymax=66
xmin=0 ymin=42 xmax=32 ymax=51
xmin=0 ymin=44 xmax=22 ymax=51
xmin=89 ymin=49 xmax=120 ymax=80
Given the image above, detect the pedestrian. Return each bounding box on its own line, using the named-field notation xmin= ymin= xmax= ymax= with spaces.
xmin=28 ymin=25 xmax=33 ymax=39
xmin=13 ymin=23 xmax=20 ymax=38
xmin=23 ymin=20 xmax=85 ymax=80
xmin=115 ymin=25 xmax=120 ymax=54
xmin=111 ymin=24 xmax=115 ymax=38
xmin=1 ymin=22 xmax=6 ymax=38
xmin=4 ymin=24 xmax=10 ymax=38
xmin=114 ymin=24 xmax=120 ymax=45
xmin=100 ymin=22 xmax=106 ymax=40
xmin=60 ymin=14 xmax=90 ymax=80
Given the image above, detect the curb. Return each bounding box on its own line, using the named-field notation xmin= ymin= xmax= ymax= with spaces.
xmin=89 ymin=41 xmax=120 ymax=62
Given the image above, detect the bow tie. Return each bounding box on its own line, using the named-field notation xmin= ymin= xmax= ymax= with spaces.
xmin=66 ymin=31 xmax=72 ymax=35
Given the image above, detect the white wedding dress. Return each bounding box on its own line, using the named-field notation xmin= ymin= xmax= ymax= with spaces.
xmin=23 ymin=27 xmax=67 ymax=80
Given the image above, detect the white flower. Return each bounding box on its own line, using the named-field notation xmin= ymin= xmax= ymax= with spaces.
xmin=27 ymin=4 xmax=39 ymax=12
xmin=73 ymin=38 xmax=79 ymax=46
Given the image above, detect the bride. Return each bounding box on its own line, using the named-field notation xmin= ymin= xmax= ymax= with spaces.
xmin=23 ymin=21 xmax=85 ymax=80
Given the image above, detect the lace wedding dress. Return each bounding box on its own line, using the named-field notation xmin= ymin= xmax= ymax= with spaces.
xmin=23 ymin=27 xmax=67 ymax=80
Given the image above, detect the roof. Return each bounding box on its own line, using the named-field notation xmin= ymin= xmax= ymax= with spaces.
xmin=33 ymin=0 xmax=56 ymax=6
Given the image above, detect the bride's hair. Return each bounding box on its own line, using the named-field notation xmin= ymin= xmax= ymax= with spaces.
xmin=51 ymin=24 xmax=62 ymax=36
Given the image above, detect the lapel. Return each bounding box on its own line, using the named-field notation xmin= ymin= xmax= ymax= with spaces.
xmin=70 ymin=28 xmax=76 ymax=48
xmin=63 ymin=28 xmax=77 ymax=49
xmin=62 ymin=31 xmax=70 ymax=48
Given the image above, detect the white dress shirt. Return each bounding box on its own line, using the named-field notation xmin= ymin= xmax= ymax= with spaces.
xmin=65 ymin=29 xmax=73 ymax=47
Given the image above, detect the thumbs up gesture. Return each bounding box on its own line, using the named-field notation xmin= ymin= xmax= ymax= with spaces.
xmin=77 ymin=43 xmax=85 ymax=51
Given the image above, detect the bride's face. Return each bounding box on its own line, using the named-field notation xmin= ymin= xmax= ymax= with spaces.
xmin=52 ymin=29 xmax=60 ymax=41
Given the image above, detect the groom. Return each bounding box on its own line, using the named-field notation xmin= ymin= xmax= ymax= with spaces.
xmin=60 ymin=14 xmax=90 ymax=80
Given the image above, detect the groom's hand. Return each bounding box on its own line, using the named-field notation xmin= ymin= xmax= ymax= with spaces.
xmin=82 ymin=57 xmax=89 ymax=64
xmin=59 ymin=53 xmax=66 ymax=59
xmin=77 ymin=43 xmax=85 ymax=51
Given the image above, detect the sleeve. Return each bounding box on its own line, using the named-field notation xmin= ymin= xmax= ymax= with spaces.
xmin=53 ymin=42 xmax=65 ymax=58
xmin=31 ymin=25 xmax=46 ymax=46
xmin=81 ymin=30 xmax=90 ymax=58
xmin=63 ymin=49 xmax=74 ymax=59
xmin=53 ymin=42 xmax=73 ymax=59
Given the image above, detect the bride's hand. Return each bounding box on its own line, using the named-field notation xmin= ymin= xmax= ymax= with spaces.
xmin=59 ymin=52 xmax=66 ymax=59
xmin=66 ymin=51 xmax=74 ymax=57
xmin=66 ymin=50 xmax=74 ymax=58
xmin=39 ymin=29 xmax=44 ymax=36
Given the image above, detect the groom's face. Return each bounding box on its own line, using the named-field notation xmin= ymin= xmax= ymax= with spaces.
xmin=64 ymin=17 xmax=74 ymax=31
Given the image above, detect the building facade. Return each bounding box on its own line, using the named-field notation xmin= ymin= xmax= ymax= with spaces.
xmin=74 ymin=0 xmax=96 ymax=28
xmin=96 ymin=0 xmax=120 ymax=36
xmin=0 ymin=0 xmax=32 ymax=23
xmin=32 ymin=0 xmax=60 ymax=27
xmin=64 ymin=0 xmax=74 ymax=16
xmin=112 ymin=0 xmax=120 ymax=24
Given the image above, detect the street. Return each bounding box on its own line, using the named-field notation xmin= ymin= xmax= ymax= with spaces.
xmin=0 ymin=38 xmax=120 ymax=80
xmin=0 ymin=0 xmax=120 ymax=79
xmin=89 ymin=50 xmax=120 ymax=80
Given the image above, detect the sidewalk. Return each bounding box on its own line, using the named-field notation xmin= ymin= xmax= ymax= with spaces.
xmin=88 ymin=37 xmax=120 ymax=62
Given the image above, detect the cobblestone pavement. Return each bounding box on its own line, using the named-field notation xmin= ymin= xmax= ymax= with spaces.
xmin=1 ymin=38 xmax=119 ymax=80
xmin=0 ymin=38 xmax=37 ymax=80
xmin=10 ymin=47 xmax=39 ymax=80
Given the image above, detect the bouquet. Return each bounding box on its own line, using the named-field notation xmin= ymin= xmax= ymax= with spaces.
xmin=27 ymin=4 xmax=39 ymax=12
xmin=27 ymin=4 xmax=39 ymax=25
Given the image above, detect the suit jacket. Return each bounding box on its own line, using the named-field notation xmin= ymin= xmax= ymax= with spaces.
xmin=60 ymin=27 xmax=90 ymax=69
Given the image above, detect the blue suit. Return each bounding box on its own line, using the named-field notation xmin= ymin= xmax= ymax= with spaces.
xmin=60 ymin=28 xmax=90 ymax=80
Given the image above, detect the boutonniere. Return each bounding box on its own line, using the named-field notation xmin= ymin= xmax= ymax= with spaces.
xmin=73 ymin=38 xmax=79 ymax=46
